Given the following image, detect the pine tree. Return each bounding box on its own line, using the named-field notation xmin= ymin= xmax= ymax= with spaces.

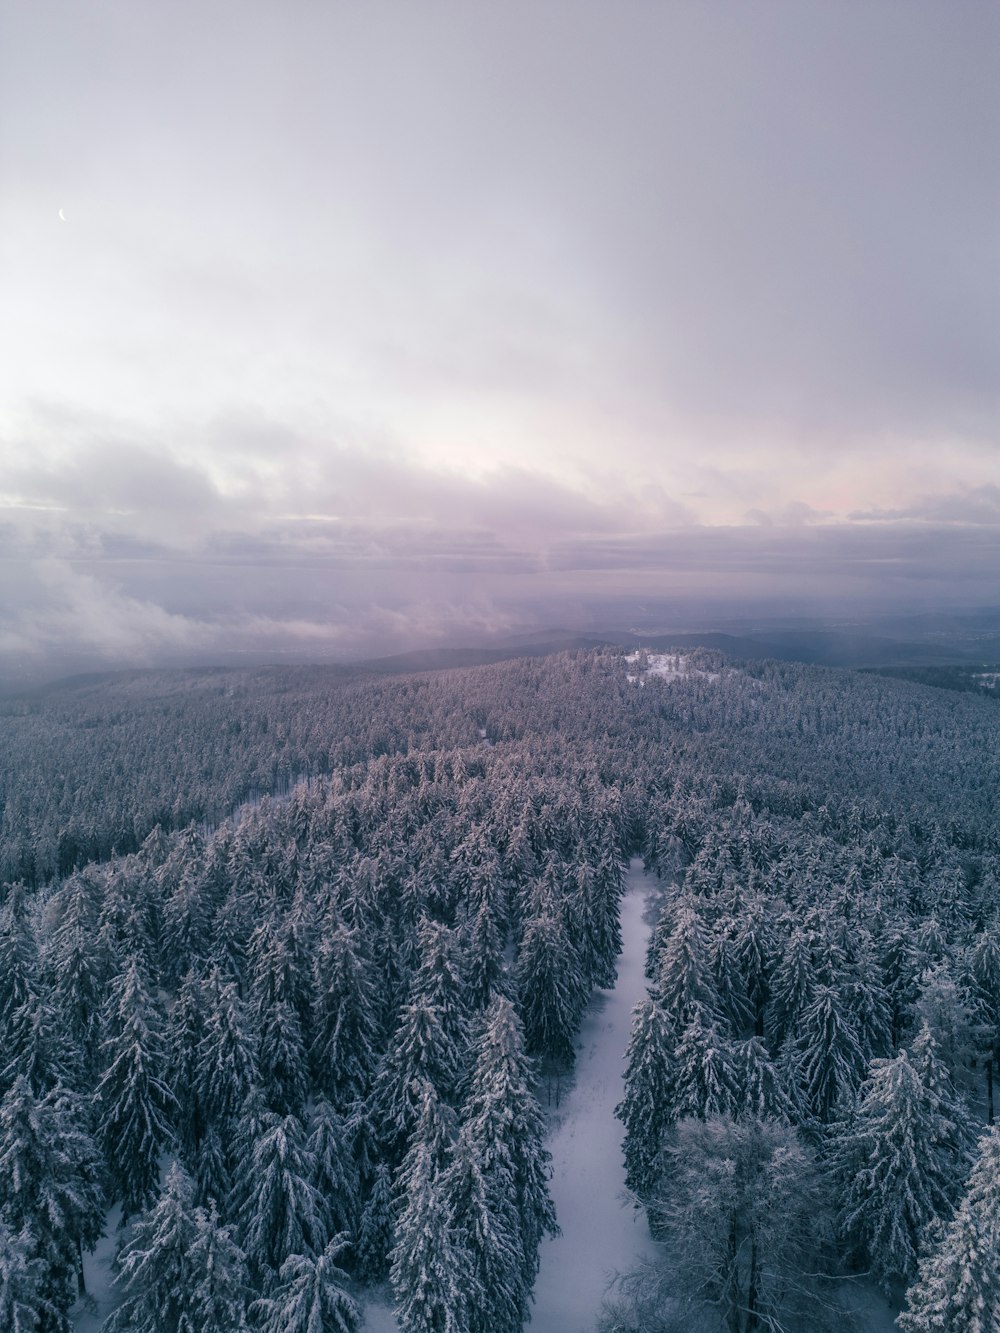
xmin=167 ymin=970 xmax=208 ymax=1157
xmin=95 ymin=960 xmax=176 ymax=1220
xmin=461 ymin=997 xmax=557 ymax=1291
xmin=389 ymin=1089 xmax=473 ymax=1333
xmin=793 ymin=983 xmax=868 ymax=1122
xmin=310 ymin=924 xmax=381 ymax=1111
xmin=195 ymin=975 xmax=260 ymax=1157
xmin=354 ymin=1162 xmax=394 ymax=1284
xmin=616 ymin=996 xmax=676 ymax=1199
xmin=670 ymin=1014 xmax=738 ymax=1122
xmin=651 ymin=904 xmax=720 ymax=1032
xmin=516 ymin=911 xmax=587 ymax=1071
xmin=0 ymin=1079 xmax=105 ymax=1315
xmin=251 ymin=1237 xmax=360 ymax=1333
xmin=234 ymin=1112 xmax=327 ymax=1284
xmin=186 ymin=1202 xmax=250 ymax=1333
xmin=765 ymin=923 xmax=815 ymax=1048
xmin=897 ymin=1126 xmax=1000 ymax=1332
xmin=371 ymin=1000 xmax=462 ymax=1163
xmin=730 ymin=1036 xmax=796 ymax=1122
xmin=828 ymin=1047 xmax=972 ymax=1289
xmin=102 ymin=1161 xmax=200 ymax=1333
xmin=442 ymin=1124 xmax=524 ymax=1333
xmin=0 ymin=1221 xmax=56 ymax=1333
xmin=965 ymin=924 xmax=1000 ymax=1122
xmin=306 ymin=1099 xmax=359 ymax=1241
xmin=257 ymin=998 xmax=309 ymax=1117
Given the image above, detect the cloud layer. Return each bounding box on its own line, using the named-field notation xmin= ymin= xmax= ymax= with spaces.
xmin=1 ymin=2 xmax=997 ymax=681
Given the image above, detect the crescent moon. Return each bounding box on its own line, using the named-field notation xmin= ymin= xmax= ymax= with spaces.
xmin=58 ymin=208 xmax=67 ymax=222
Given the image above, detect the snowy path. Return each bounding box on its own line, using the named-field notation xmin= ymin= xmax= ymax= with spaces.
xmin=363 ymin=858 xmax=659 ymax=1333
xmin=528 ymin=858 xmax=660 ymax=1332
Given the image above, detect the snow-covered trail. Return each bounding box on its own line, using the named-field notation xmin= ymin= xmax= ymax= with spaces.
xmin=527 ymin=857 xmax=659 ymax=1332
xmin=363 ymin=858 xmax=659 ymax=1333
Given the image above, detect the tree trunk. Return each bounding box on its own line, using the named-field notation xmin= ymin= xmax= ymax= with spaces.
xmin=77 ymin=1235 xmax=87 ymax=1296
xmin=987 ymin=1054 xmax=994 ymax=1126
xmin=746 ymin=1237 xmax=760 ymax=1332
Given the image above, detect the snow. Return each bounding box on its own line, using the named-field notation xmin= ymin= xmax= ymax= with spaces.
xmin=528 ymin=860 xmax=660 ymax=1331
xmin=624 ymin=651 xmax=720 ymax=684
xmin=70 ymin=1203 xmax=124 ymax=1332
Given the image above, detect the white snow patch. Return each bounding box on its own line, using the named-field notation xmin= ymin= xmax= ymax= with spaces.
xmin=624 ymin=651 xmax=720 ymax=684
xmin=528 ymin=860 xmax=661 ymax=1332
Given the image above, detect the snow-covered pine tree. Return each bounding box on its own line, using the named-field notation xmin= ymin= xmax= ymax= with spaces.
xmin=651 ymin=903 xmax=720 ymax=1033
xmin=670 ymin=1013 xmax=738 ymax=1121
xmin=102 ymin=1161 xmax=200 ymax=1333
xmin=251 ymin=1237 xmax=360 ymax=1333
xmin=516 ymin=910 xmax=587 ymax=1071
xmin=95 ymin=959 xmax=176 ymax=1220
xmin=793 ymin=983 xmax=868 ymax=1123
xmin=354 ymin=1161 xmax=394 ymax=1283
xmin=185 ymin=1201 xmax=250 ymax=1333
xmin=370 ymin=999 xmax=463 ymax=1164
xmin=897 ymin=1125 xmax=1000 ymax=1332
xmin=731 ymin=1035 xmax=796 ymax=1122
xmin=257 ymin=997 xmax=309 ymax=1117
xmin=306 ymin=1098 xmax=360 ymax=1241
xmin=461 ymin=996 xmax=557 ymax=1291
xmin=389 ymin=1087 xmax=473 ymax=1333
xmin=0 ymin=1220 xmax=56 ymax=1333
xmin=309 ymin=923 xmax=382 ymax=1112
xmin=965 ymin=923 xmax=1000 ymax=1121
xmin=828 ymin=1046 xmax=972 ymax=1290
xmin=0 ymin=1080 xmax=104 ymax=1314
xmin=616 ymin=995 xmax=676 ymax=1199
xmin=443 ymin=1123 xmax=524 ymax=1333
xmin=195 ymin=974 xmax=260 ymax=1157
xmin=234 ymin=1111 xmax=327 ymax=1284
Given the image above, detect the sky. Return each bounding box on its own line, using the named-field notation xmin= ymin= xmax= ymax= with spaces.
xmin=2 ymin=1 xmax=998 ymax=683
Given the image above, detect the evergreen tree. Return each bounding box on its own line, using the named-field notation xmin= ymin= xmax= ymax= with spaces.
xmin=670 ymin=1014 xmax=738 ymax=1122
xmin=462 ymin=997 xmax=557 ymax=1291
xmin=616 ymin=996 xmax=676 ymax=1199
xmin=389 ymin=1089 xmax=473 ymax=1333
xmin=651 ymin=904 xmax=720 ymax=1032
xmin=828 ymin=1047 xmax=972 ymax=1289
xmin=257 ymin=998 xmax=309 ymax=1117
xmin=0 ymin=1221 xmax=56 ymax=1333
xmin=371 ymin=1000 xmax=462 ymax=1163
xmin=793 ymin=983 xmax=868 ymax=1122
xmin=354 ymin=1162 xmax=394 ymax=1284
xmin=897 ymin=1126 xmax=1000 ymax=1332
xmin=310 ymin=924 xmax=381 ymax=1111
xmin=442 ymin=1124 xmax=524 ymax=1333
xmin=516 ymin=911 xmax=587 ymax=1071
xmin=186 ymin=1202 xmax=250 ymax=1333
xmin=195 ymin=976 xmax=260 ymax=1156
xmin=306 ymin=1099 xmax=359 ymax=1241
xmin=731 ymin=1035 xmax=795 ymax=1122
xmin=251 ymin=1237 xmax=360 ymax=1333
xmin=95 ymin=960 xmax=176 ymax=1220
xmin=0 ymin=1079 xmax=105 ymax=1317
xmin=102 ymin=1162 xmax=200 ymax=1333
xmin=167 ymin=970 xmax=208 ymax=1157
xmin=234 ymin=1112 xmax=327 ymax=1284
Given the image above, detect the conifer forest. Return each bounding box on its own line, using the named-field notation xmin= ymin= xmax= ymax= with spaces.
xmin=1 ymin=647 xmax=998 ymax=1332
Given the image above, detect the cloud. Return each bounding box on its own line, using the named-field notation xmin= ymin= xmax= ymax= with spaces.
xmin=850 ymin=485 xmax=1000 ymax=526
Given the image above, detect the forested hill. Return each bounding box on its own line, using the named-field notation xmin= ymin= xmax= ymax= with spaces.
xmin=1 ymin=647 xmax=998 ymax=1331
xmin=2 ymin=647 xmax=1000 ymax=887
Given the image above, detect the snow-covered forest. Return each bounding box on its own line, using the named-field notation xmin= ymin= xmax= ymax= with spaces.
xmin=1 ymin=646 xmax=998 ymax=1331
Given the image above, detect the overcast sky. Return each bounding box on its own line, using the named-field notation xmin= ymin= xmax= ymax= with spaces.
xmin=2 ymin=1 xmax=998 ymax=682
